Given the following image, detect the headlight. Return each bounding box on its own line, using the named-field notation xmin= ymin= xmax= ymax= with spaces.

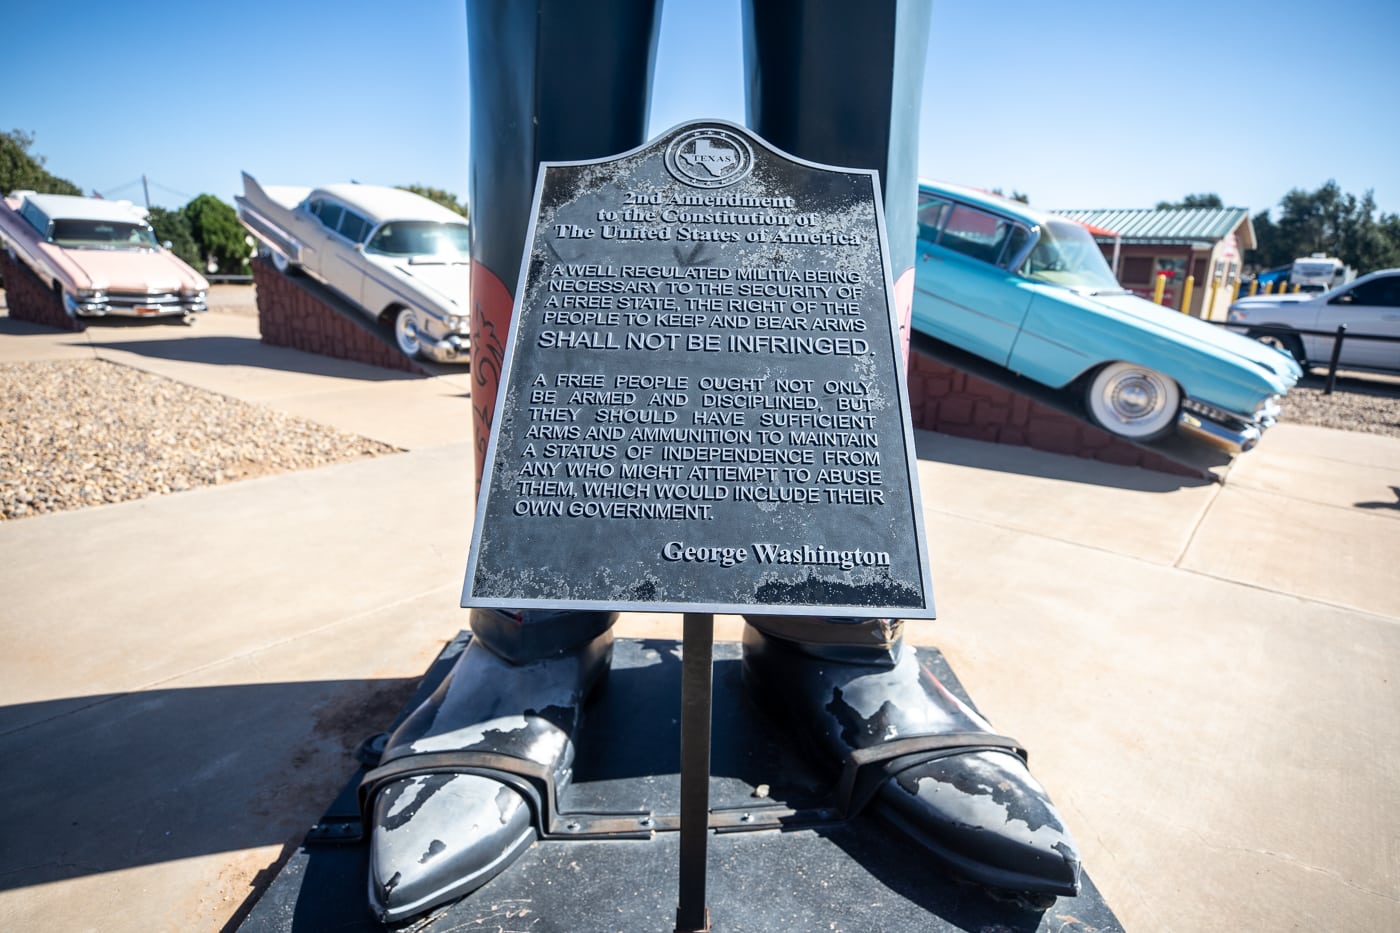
xmin=77 ymin=288 xmax=106 ymax=301
xmin=448 ymin=314 xmax=468 ymax=329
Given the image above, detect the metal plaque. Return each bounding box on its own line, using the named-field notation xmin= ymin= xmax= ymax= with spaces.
xmin=462 ymin=120 xmax=934 ymax=618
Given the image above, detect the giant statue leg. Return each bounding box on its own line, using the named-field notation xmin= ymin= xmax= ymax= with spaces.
xmin=364 ymin=0 xmax=663 ymax=922
xmin=741 ymin=0 xmax=927 ymax=355
xmin=366 ymin=0 xmax=1080 ymax=922
xmin=739 ymin=0 xmax=1081 ymax=897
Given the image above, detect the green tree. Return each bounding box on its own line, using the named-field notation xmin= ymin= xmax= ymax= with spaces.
xmin=1248 ymin=180 xmax=1400 ymax=274
xmin=181 ymin=194 xmax=250 ymax=275
xmin=1249 ymin=210 xmax=1286 ymax=269
xmin=989 ymin=187 xmax=1030 ymax=204
xmin=0 ymin=130 xmax=82 ymax=196
xmin=398 ymin=184 xmax=469 ymax=220
xmin=1155 ymin=193 xmax=1224 ymax=209
xmin=146 ymin=206 xmax=201 ymax=268
xmin=1379 ymin=214 xmax=1400 ymax=269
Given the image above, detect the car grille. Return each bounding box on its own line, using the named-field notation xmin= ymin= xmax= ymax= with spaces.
xmin=106 ymin=291 xmax=184 ymax=309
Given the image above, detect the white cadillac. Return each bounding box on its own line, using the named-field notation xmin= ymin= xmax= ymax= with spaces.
xmin=235 ymin=173 xmax=471 ymax=362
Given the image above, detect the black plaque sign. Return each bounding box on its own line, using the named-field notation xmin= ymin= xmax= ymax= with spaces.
xmin=462 ymin=120 xmax=934 ymax=618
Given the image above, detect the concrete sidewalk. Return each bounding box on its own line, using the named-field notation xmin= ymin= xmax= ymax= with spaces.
xmin=1 ymin=307 xmax=1397 ymax=932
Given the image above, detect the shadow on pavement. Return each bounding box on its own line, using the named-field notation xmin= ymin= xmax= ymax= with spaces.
xmin=84 ymin=334 xmax=427 ymax=383
xmin=0 ymin=676 xmax=418 ymax=893
xmin=913 ymin=429 xmax=1215 ymax=493
xmin=1356 ymin=485 xmax=1400 ymax=511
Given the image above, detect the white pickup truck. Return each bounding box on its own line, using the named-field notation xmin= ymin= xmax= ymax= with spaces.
xmin=1228 ymin=268 xmax=1400 ymax=374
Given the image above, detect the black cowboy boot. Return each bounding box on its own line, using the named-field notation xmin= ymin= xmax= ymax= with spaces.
xmin=742 ymin=616 xmax=1081 ymax=897
xmin=364 ymin=609 xmax=615 ymax=922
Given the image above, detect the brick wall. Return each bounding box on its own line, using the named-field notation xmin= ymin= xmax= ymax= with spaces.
xmin=253 ymin=258 xmax=424 ymax=374
xmin=907 ymin=349 xmax=1200 ymax=478
xmin=1 ymin=249 xmax=84 ymax=332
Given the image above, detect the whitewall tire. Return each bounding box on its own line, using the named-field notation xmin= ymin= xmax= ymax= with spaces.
xmin=1085 ymin=362 xmax=1180 ymax=442
xmin=394 ymin=308 xmax=423 ymax=359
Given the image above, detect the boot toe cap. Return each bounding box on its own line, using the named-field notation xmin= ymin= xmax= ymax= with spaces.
xmin=877 ymin=750 xmax=1082 ymax=896
xmin=369 ymin=773 xmax=536 ymax=922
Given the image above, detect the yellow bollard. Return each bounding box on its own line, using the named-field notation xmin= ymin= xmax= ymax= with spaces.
xmin=1180 ymin=275 xmax=1195 ymax=314
xmin=1292 ymin=282 xmax=1301 ymax=293
xmin=1209 ymin=277 xmax=1221 ymax=319
xmin=1152 ymin=272 xmax=1167 ymax=305
xmin=1249 ymin=279 xmax=1259 ymax=296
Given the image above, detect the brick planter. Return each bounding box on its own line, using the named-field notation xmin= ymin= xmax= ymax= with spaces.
xmin=1 ymin=249 xmax=84 ymax=332
xmin=907 ymin=348 xmax=1201 ymax=478
xmin=253 ymin=257 xmax=425 ymax=375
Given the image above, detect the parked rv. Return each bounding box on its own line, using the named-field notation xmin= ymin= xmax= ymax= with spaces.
xmin=1288 ymin=254 xmax=1352 ymax=293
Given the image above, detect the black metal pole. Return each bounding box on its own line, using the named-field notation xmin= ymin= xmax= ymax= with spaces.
xmin=1324 ymin=324 xmax=1347 ymax=395
xmin=675 ymin=612 xmax=714 ymax=933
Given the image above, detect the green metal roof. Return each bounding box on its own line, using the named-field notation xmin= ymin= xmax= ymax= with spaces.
xmin=1054 ymin=207 xmax=1254 ymax=249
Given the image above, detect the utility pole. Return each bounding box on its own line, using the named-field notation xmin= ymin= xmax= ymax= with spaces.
xmin=141 ymin=175 xmax=151 ymax=211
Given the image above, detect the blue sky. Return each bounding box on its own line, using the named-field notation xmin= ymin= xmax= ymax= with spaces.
xmin=5 ymin=0 xmax=1396 ymax=218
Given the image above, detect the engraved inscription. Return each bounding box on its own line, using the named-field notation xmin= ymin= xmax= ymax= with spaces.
xmin=463 ymin=121 xmax=932 ymax=617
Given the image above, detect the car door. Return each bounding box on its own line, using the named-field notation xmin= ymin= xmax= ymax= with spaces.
xmin=319 ymin=209 xmax=372 ymax=311
xmin=913 ymin=200 xmax=1033 ymax=366
xmin=291 ymin=197 xmax=340 ymax=274
xmin=1322 ymin=273 xmax=1400 ymax=371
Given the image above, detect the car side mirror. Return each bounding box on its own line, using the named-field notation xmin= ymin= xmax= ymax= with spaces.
xmin=162 ymin=240 xmax=173 ymax=250
xmin=354 ymin=242 xmax=365 ymax=252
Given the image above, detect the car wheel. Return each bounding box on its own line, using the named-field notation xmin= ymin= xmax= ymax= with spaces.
xmin=1252 ymin=331 xmax=1306 ymax=367
xmin=1084 ymin=362 xmax=1180 ymax=442
xmin=55 ymin=284 xmax=76 ymax=319
xmin=393 ymin=308 xmax=423 ymax=359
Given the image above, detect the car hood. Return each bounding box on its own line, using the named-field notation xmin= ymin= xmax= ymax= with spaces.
xmin=370 ymin=256 xmax=472 ymax=309
xmin=1089 ymin=291 xmax=1301 ymax=381
xmin=59 ymin=247 xmax=208 ymax=292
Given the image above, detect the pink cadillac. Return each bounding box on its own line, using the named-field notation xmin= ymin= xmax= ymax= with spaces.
xmin=0 ymin=192 xmax=208 ymax=321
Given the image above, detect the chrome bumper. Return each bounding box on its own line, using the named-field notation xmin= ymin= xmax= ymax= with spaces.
xmin=1177 ymin=396 xmax=1281 ymax=453
xmin=420 ymin=332 xmax=470 ymax=364
xmin=66 ymin=291 xmax=208 ymax=318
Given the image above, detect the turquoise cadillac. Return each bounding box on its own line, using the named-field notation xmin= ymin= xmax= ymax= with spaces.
xmin=913 ymin=182 xmax=1301 ymax=451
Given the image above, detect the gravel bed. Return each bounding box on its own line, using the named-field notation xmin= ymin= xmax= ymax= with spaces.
xmin=1279 ymin=372 xmax=1400 ymax=439
xmin=1 ymin=359 xmax=399 ymax=521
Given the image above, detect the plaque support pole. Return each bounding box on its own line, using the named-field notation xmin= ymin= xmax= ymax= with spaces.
xmin=674 ymin=612 xmax=713 ymax=933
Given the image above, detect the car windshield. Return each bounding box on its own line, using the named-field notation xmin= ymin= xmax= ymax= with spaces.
xmin=49 ymin=219 xmax=160 ymax=250
xmin=1019 ymin=219 xmax=1122 ymax=292
xmin=365 ymin=221 xmax=471 ymax=260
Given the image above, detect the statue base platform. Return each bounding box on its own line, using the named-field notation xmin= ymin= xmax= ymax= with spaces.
xmin=237 ymin=634 xmax=1123 ymax=932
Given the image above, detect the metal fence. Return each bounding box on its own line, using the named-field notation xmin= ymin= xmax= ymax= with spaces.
xmin=1210 ymin=321 xmax=1400 ymax=394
